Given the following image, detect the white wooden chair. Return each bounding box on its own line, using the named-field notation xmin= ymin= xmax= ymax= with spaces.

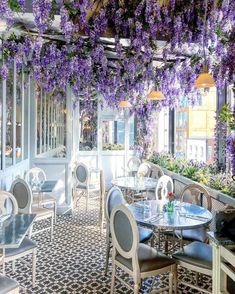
xmin=110 ymin=204 xmax=176 ymax=294
xmin=10 ymin=178 xmax=54 ymax=241
xmin=0 ymin=191 xmax=37 ymax=287
xmin=25 ymin=167 xmax=57 ymax=223
xmin=73 ymin=162 xmax=100 ymax=211
xmin=155 ymin=175 xmax=174 ymax=201
xmin=104 ymin=187 xmax=153 ymax=275
xmin=99 ymin=170 xmax=106 ymax=232
xmin=137 ymin=162 xmax=151 ymax=177
xmin=0 ymin=275 xmax=19 ymax=294
xmin=165 ymin=183 xmax=212 ymax=253
xmin=172 ymin=241 xmax=212 ymax=293
xmin=150 ymin=165 xmax=164 ymax=180
xmin=122 ymin=156 xmax=141 ymax=176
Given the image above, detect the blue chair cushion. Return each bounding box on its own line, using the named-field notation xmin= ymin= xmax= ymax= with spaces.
xmin=172 ymin=241 xmax=212 ymax=270
xmin=0 ymin=275 xmax=19 ymax=294
xmin=138 ymin=227 xmax=153 ymax=243
xmin=116 ymin=243 xmax=175 ymax=272
xmin=5 ymin=237 xmax=37 ymax=258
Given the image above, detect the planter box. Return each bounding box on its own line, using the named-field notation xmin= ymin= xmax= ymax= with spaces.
xmin=147 ymin=161 xmax=235 ymax=208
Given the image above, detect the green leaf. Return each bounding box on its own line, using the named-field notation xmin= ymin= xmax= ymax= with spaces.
xmin=8 ymin=0 xmax=21 ymax=12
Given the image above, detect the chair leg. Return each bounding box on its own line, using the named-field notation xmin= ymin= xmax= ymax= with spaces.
xmin=12 ymin=260 xmax=16 ymax=273
xmin=105 ymin=240 xmax=111 ymax=275
xmin=110 ymin=265 xmax=116 ymax=294
xmin=54 ymin=202 xmax=57 ymax=224
xmin=173 ymin=265 xmax=177 ymax=293
xmin=32 ymin=249 xmax=37 ymax=288
xmin=134 ymin=283 xmax=139 ymax=294
xmin=169 ymin=272 xmax=173 ymax=294
xmin=50 ymin=216 xmax=54 ymax=241
xmin=86 ymin=191 xmax=89 ymax=211
xmin=28 ymin=225 xmax=33 ymax=238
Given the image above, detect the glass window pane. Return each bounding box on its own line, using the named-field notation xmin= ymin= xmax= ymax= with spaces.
xmin=36 ymin=91 xmax=42 ymax=155
xmin=129 ymin=116 xmax=136 ymax=150
xmin=102 ymin=120 xmax=125 ymax=150
xmin=79 ymin=101 xmax=97 ymax=151
xmin=6 ymin=64 xmax=14 ymax=168
xmin=0 ymin=79 xmax=2 ymax=169
xmin=16 ymin=72 xmax=22 ymax=163
xmin=175 ymin=89 xmax=217 ymax=163
xmin=36 ymin=91 xmax=66 ymax=158
xmin=23 ymin=75 xmax=29 ymax=159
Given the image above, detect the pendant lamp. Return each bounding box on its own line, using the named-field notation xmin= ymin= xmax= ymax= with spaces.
xmin=195 ymin=0 xmax=216 ymax=89
xmin=195 ymin=64 xmax=215 ymax=88
xmin=147 ymin=88 xmax=164 ymax=101
xmin=118 ymin=100 xmax=132 ymax=108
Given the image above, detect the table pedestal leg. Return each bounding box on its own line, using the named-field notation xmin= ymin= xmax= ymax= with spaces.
xmin=212 ymin=243 xmax=220 ymax=294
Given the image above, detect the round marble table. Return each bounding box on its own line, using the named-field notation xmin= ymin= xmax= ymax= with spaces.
xmin=129 ymin=200 xmax=212 ymax=230
xmin=112 ymin=176 xmax=158 ymax=191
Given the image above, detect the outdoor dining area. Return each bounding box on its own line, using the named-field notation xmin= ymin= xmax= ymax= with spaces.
xmin=0 ymin=0 xmax=235 ymax=293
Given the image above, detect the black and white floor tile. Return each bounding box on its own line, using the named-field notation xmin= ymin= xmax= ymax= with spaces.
xmin=6 ymin=198 xmax=212 ymax=293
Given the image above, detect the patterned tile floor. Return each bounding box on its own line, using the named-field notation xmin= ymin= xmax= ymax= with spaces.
xmin=6 ymin=198 xmax=212 ymax=293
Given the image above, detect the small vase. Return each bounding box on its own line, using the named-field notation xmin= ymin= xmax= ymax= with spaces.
xmin=166 ymin=201 xmax=174 ymax=212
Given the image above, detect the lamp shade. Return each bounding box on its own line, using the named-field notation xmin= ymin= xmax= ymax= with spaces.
xmin=118 ymin=100 xmax=132 ymax=108
xmin=147 ymin=90 xmax=164 ymax=101
xmin=194 ymin=72 xmax=216 ymax=88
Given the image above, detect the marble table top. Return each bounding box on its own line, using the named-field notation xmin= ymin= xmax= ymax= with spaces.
xmin=129 ymin=200 xmax=212 ymax=230
xmin=0 ymin=213 xmax=36 ymax=249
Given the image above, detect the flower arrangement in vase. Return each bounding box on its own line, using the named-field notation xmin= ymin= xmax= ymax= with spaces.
xmin=165 ymin=192 xmax=175 ymax=213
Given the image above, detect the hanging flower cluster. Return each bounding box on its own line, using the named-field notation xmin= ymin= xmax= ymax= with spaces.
xmin=0 ymin=0 xmax=234 ymax=154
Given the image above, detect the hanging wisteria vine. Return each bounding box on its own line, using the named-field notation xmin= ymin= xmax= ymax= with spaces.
xmin=0 ymin=0 xmax=234 ymax=156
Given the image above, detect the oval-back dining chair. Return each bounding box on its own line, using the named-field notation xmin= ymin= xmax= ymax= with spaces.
xmin=0 ymin=190 xmax=37 ymax=287
xmin=0 ymin=191 xmax=18 ymax=215
xmin=155 ymin=175 xmax=174 ymax=201
xmin=110 ymin=204 xmax=176 ymax=294
xmin=105 ymin=186 xmax=153 ymax=275
xmin=10 ymin=178 xmax=54 ymax=241
xmin=25 ymin=167 xmax=57 ymax=223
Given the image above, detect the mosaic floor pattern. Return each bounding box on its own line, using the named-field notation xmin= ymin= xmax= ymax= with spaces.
xmin=6 ymin=198 xmax=212 ymax=293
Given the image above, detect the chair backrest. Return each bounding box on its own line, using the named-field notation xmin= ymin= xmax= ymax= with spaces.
xmin=127 ymin=157 xmax=141 ymax=172
xmin=180 ymin=183 xmax=212 ymax=211
xmin=74 ymin=162 xmax=89 ymax=187
xmin=150 ymin=165 xmax=164 ymax=179
xmin=10 ymin=178 xmax=33 ymax=213
xmin=155 ymin=175 xmax=174 ymax=201
xmin=0 ymin=191 xmax=18 ymax=215
xmin=25 ymin=167 xmax=46 ymax=189
xmin=105 ymin=186 xmax=126 ymax=222
xmin=137 ymin=162 xmax=151 ymax=177
xmin=110 ymin=204 xmax=139 ymax=260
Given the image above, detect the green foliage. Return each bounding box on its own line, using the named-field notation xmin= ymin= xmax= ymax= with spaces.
xmin=182 ymin=165 xmax=200 ymax=180
xmin=219 ymin=103 xmax=235 ymax=131
xmin=8 ymin=0 xmax=21 ymax=12
xmin=149 ymin=152 xmax=235 ymax=198
xmin=103 ymin=144 xmax=124 ymax=151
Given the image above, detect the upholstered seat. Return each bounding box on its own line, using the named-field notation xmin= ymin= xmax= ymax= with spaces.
xmin=11 ymin=178 xmax=54 ymax=241
xmin=33 ymin=194 xmax=56 ymax=205
xmin=32 ymin=207 xmax=54 ymax=218
xmin=178 ymin=227 xmax=207 ymax=243
xmin=105 ymin=187 xmax=154 ymax=275
xmin=76 ymin=184 xmax=99 ymax=190
xmin=110 ymin=205 xmax=176 ymax=293
xmin=165 ymin=226 xmax=207 ymax=243
xmin=6 ymin=238 xmax=37 ymax=258
xmin=138 ymin=227 xmax=153 ymax=243
xmin=0 ymin=275 xmax=19 ymax=294
xmin=116 ymin=243 xmax=175 ymax=273
xmin=73 ymin=162 xmax=101 ymax=211
xmin=172 ymin=241 xmax=212 ymax=270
